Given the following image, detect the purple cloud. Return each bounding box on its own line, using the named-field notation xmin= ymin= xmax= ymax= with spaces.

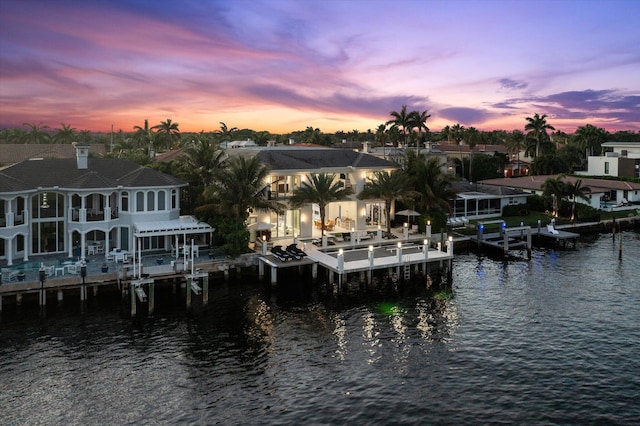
xmin=499 ymin=78 xmax=528 ymax=90
xmin=438 ymin=107 xmax=494 ymax=125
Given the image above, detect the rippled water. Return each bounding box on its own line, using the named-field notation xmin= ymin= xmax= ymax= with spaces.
xmin=1 ymin=232 xmax=639 ymax=425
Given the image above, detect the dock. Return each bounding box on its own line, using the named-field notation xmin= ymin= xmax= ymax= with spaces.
xmin=258 ymin=234 xmax=454 ymax=290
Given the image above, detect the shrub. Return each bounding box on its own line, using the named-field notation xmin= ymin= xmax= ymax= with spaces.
xmin=526 ymin=194 xmax=546 ymax=212
xmin=502 ymin=204 xmax=529 ymax=217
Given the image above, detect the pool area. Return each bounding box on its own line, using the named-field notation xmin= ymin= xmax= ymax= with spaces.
xmin=0 ymin=248 xmax=222 ymax=284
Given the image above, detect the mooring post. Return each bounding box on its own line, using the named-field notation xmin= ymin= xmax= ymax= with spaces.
xmin=57 ymin=289 xmax=63 ymax=303
xmin=39 ymin=264 xmax=46 ymax=307
xmin=337 ymin=249 xmax=344 ymax=290
xmin=612 ymin=216 xmax=616 ymax=241
xmin=377 ymin=225 xmax=382 ymax=244
xmin=130 ymin=284 xmax=136 ymax=317
xmin=527 ymin=228 xmax=532 ymax=259
xmin=258 ymin=260 xmax=264 ymax=280
xmin=312 ymin=262 xmax=318 ymax=282
xmin=80 ymin=259 xmax=87 ymax=302
xmin=619 ymin=232 xmax=622 ymax=261
xmin=423 ymin=238 xmax=429 ymax=274
xmin=186 ymin=276 xmax=192 ymax=308
xmin=368 ymin=245 xmax=374 ymax=285
xmin=148 ymin=282 xmax=155 ymax=315
xmin=203 ymin=275 xmax=209 ymax=305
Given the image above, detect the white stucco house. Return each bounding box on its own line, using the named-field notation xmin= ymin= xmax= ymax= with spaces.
xmin=577 ymin=142 xmax=640 ymax=178
xmin=225 ymin=146 xmax=397 ymax=240
xmin=0 ymin=143 xmax=212 ymax=266
xmin=480 ymin=175 xmax=640 ymax=212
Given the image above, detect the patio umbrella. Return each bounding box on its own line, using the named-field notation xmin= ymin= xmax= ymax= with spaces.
xmin=248 ymin=221 xmax=275 ymax=231
xmin=395 ymin=209 xmax=420 ymax=225
xmin=396 ymin=209 xmax=420 ymax=217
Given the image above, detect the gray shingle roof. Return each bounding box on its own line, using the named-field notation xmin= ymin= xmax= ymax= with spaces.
xmin=255 ymin=148 xmax=395 ymax=171
xmin=0 ymin=158 xmax=185 ymax=192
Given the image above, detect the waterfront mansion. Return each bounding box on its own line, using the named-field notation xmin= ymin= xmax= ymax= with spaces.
xmin=0 ymin=143 xmax=212 ymax=266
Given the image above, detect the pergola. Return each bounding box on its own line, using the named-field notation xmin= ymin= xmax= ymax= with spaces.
xmin=133 ymin=215 xmax=214 ymax=259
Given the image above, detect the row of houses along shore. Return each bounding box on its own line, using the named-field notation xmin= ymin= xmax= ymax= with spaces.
xmin=1 ymin=141 xmax=639 ymax=314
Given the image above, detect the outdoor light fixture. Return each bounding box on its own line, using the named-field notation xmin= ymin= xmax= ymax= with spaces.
xmin=40 ymin=193 xmax=50 ymax=209
xmin=369 ymin=245 xmax=373 ymax=252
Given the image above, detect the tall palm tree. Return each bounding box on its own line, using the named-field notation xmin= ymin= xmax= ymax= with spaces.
xmin=205 ymin=155 xmax=282 ymax=220
xmin=574 ymin=124 xmax=607 ymax=158
xmin=153 ymin=119 xmax=180 ymax=151
xmin=22 ymin=122 xmax=51 ymax=144
xmin=290 ymin=173 xmax=353 ymax=236
xmin=542 ymin=176 xmax=568 ymax=217
xmin=53 ymin=123 xmax=76 ymax=144
xmin=505 ymin=130 xmax=526 ymax=176
xmin=387 ymin=105 xmax=412 ymax=147
xmin=179 ymin=138 xmax=226 ymax=187
xmin=525 ymin=113 xmax=555 ymax=158
xmin=410 ymin=109 xmax=431 ymax=148
xmin=466 ymin=127 xmax=480 ymax=182
xmin=450 ymin=123 xmax=466 ymax=179
xmin=218 ymin=122 xmax=238 ymax=142
xmin=357 ymin=170 xmax=416 ymax=235
xmin=133 ymin=119 xmax=154 ymax=145
xmin=410 ymin=156 xmax=455 ymax=214
xmin=374 ymin=123 xmax=387 ymax=148
xmin=563 ymin=177 xmax=591 ymax=222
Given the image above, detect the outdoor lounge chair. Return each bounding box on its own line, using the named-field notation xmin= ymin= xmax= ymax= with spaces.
xmin=271 ymin=245 xmax=295 ymax=262
xmin=547 ymin=224 xmax=560 ymax=235
xmin=286 ymin=244 xmax=307 ymax=259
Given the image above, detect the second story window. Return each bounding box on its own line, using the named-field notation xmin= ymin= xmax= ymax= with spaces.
xmin=136 ymin=191 xmax=144 ymax=212
xmin=121 ymin=192 xmax=129 ymax=212
xmin=147 ymin=191 xmax=155 ymax=211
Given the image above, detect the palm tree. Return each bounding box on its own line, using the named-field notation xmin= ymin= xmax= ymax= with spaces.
xmin=466 ymin=127 xmax=480 ymax=182
xmin=410 ymin=109 xmax=431 ymax=148
xmin=450 ymin=123 xmax=466 ymax=179
xmin=153 ymin=119 xmax=180 ymax=151
xmin=387 ymin=105 xmax=412 ymax=147
xmin=574 ymin=124 xmax=607 ymax=158
xmin=563 ymin=177 xmax=591 ymax=222
xmin=290 ymin=173 xmax=353 ymax=236
xmin=410 ymin=156 xmax=455 ymax=214
xmin=525 ymin=113 xmax=555 ymax=158
xmin=205 ymin=155 xmax=282 ymax=220
xmin=218 ymin=122 xmax=238 ymax=142
xmin=374 ymin=123 xmax=387 ymax=148
xmin=133 ymin=119 xmax=154 ymax=145
xmin=542 ymin=176 xmax=568 ymax=217
xmin=179 ymin=138 xmax=226 ymax=187
xmin=505 ymin=130 xmax=526 ymax=176
xmin=53 ymin=123 xmax=76 ymax=144
xmin=357 ymin=170 xmax=416 ymax=235
xmin=22 ymin=122 xmax=51 ymax=144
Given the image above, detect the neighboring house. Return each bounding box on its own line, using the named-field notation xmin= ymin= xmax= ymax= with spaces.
xmin=0 ymin=143 xmax=212 ymax=266
xmin=0 ymin=143 xmax=107 ymax=166
xmin=449 ymin=182 xmax=531 ymax=220
xmin=577 ymin=142 xmax=640 ymax=178
xmin=480 ymin=175 xmax=640 ymax=211
xmin=220 ymin=139 xmax=257 ymax=149
xmin=228 ymin=146 xmax=397 ymax=240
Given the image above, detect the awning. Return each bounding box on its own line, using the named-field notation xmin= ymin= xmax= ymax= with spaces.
xmin=133 ymin=215 xmax=214 ymax=238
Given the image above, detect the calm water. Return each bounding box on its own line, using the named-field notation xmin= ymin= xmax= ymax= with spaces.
xmin=1 ymin=232 xmax=639 ymax=425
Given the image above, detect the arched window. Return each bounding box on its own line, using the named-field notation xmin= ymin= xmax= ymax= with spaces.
xmin=136 ymin=191 xmax=144 ymax=212
xmin=147 ymin=191 xmax=155 ymax=211
xmin=158 ymin=190 xmax=166 ymax=211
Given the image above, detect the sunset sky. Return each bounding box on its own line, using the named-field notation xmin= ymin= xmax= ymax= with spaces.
xmin=1 ymin=0 xmax=639 ymax=135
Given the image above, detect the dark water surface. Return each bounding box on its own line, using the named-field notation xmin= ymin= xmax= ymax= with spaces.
xmin=1 ymin=232 xmax=639 ymax=425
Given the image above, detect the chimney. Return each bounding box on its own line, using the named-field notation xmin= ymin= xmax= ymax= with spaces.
xmin=73 ymin=142 xmax=89 ymax=169
xmin=362 ymin=142 xmax=370 ymax=153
